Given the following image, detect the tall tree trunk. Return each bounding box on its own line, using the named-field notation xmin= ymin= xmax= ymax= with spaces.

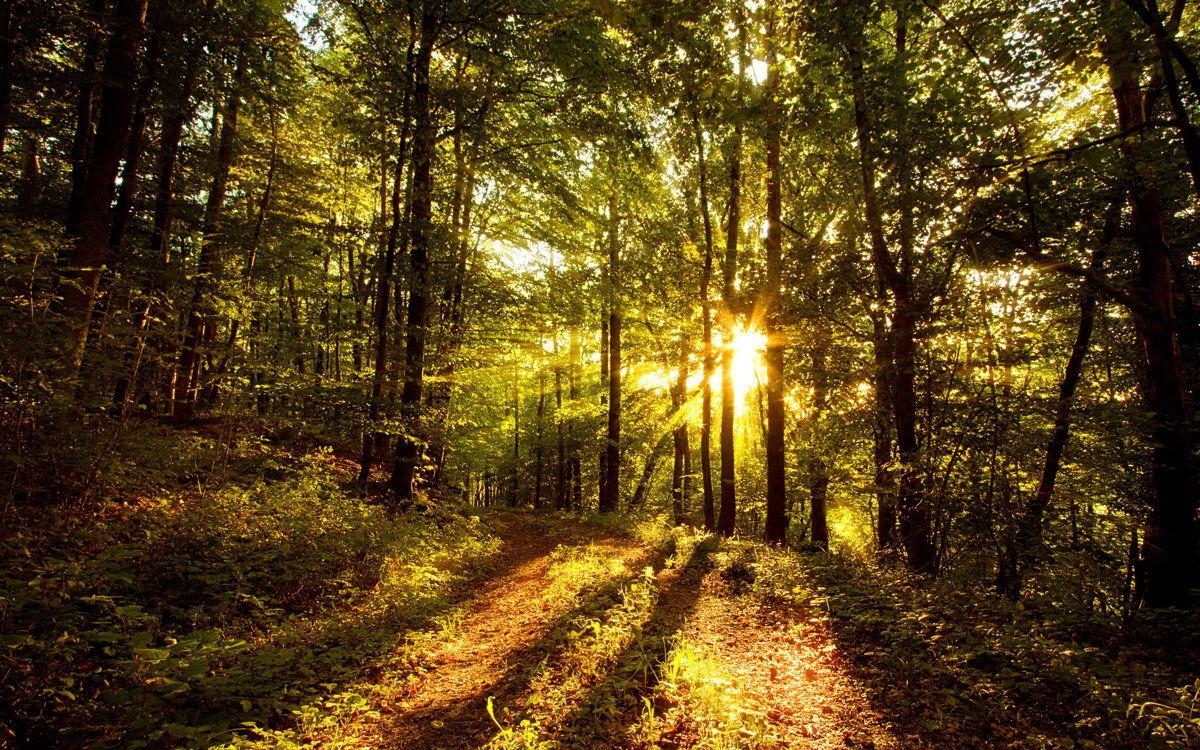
xmin=763 ymin=19 xmax=788 ymax=544
xmin=0 ymin=0 xmax=13 ymax=159
xmin=360 ymin=45 xmax=416 ymax=490
xmin=718 ymin=8 xmax=747 ymax=537
xmin=672 ymin=336 xmax=691 ymax=526
xmin=810 ymin=320 xmax=832 ymax=550
xmin=872 ymin=291 xmax=899 ymax=549
xmin=510 ymin=362 xmax=520 ymax=506
xmin=431 ymin=98 xmax=485 ymax=485
xmin=847 ymin=31 xmax=934 ymax=572
xmin=16 ymin=133 xmax=40 ymax=219
xmin=693 ymin=111 xmax=717 ymax=531
xmin=1102 ymin=5 xmax=1196 ymax=607
xmin=568 ymin=326 xmax=582 ymax=509
xmin=535 ymin=367 xmax=546 ymax=509
xmin=210 ymin=111 xmax=279 ymax=406
xmin=599 ymin=308 xmax=609 ymax=506
xmin=600 ymin=193 xmax=622 ymax=513
xmin=391 ymin=5 xmax=441 ymax=506
xmin=631 ymin=432 xmax=669 ymax=507
xmin=65 ymin=0 xmax=108 ymax=235
xmin=717 ymin=141 xmax=741 ymax=537
xmin=112 ymin=17 xmax=207 ymax=414
xmin=109 ymin=31 xmax=158 ymax=254
xmin=58 ymin=0 xmax=147 ymax=383
xmin=555 ymin=324 xmax=567 ymax=510
xmin=173 ymin=48 xmax=247 ymax=419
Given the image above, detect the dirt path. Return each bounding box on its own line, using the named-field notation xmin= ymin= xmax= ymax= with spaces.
xmin=666 ymin=572 xmax=897 ymax=749
xmin=342 ymin=515 xmax=898 ymax=749
xmin=368 ymin=512 xmax=651 ymax=749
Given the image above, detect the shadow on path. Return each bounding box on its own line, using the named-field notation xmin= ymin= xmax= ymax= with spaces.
xmin=369 ymin=512 xmax=661 ymax=750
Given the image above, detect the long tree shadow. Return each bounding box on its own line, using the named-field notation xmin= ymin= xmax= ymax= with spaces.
xmin=171 ymin=509 xmax=625 ymax=748
xmin=373 ymin=534 xmax=679 ymax=749
xmin=540 ymin=537 xmax=715 ymax=747
xmin=797 ymin=553 xmax=1180 ymax=749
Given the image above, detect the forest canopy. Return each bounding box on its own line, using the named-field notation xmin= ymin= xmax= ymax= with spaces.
xmin=1 ymin=0 xmax=1200 ymax=745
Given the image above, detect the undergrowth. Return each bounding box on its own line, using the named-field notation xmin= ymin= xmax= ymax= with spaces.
xmin=705 ymin=543 xmax=1200 ymax=749
xmin=0 ymin=424 xmax=497 ymax=748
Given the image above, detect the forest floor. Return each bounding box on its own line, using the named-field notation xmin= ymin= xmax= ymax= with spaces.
xmin=336 ymin=510 xmax=898 ymax=750
xmin=3 ymin=424 xmax=1198 ymax=749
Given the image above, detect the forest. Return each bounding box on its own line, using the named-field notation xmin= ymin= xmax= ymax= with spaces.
xmin=1 ymin=0 xmax=1199 ymax=745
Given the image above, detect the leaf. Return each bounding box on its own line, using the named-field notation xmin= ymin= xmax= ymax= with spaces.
xmin=134 ymin=648 xmax=171 ymax=662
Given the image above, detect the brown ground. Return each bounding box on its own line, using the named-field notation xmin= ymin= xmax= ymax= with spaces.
xmin=661 ymin=573 xmax=898 ymax=749
xmin=348 ymin=512 xmax=899 ymax=749
xmin=368 ymin=512 xmax=651 ymax=749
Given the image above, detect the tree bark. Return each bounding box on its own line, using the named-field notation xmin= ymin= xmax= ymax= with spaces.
xmin=847 ymin=31 xmax=934 ymax=572
xmin=763 ymin=19 xmax=788 ymax=544
xmin=173 ymin=47 xmax=247 ymax=419
xmin=568 ymin=325 xmax=582 ymax=509
xmin=58 ymin=0 xmax=147 ymax=383
xmin=672 ymin=335 xmax=691 ymax=525
xmin=535 ymin=366 xmax=546 ymax=509
xmin=360 ymin=44 xmax=416 ymax=490
xmin=599 ymin=193 xmax=622 ymax=513
xmin=693 ymin=111 xmax=717 ymax=531
xmin=810 ymin=321 xmax=832 ymax=550
xmin=1102 ymin=5 xmax=1197 ymax=607
xmin=0 ymin=0 xmax=13 ymax=159
xmin=112 ymin=11 xmax=209 ymax=414
xmin=16 ymin=133 xmax=40 ymax=219
xmin=65 ymin=0 xmax=108 ymax=235
xmin=717 ymin=8 xmax=747 ymax=537
xmin=391 ymin=5 xmax=441 ymax=505
xmin=109 ymin=31 xmax=159 ymax=254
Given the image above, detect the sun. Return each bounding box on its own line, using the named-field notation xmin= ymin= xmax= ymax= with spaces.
xmin=714 ymin=324 xmax=767 ymax=413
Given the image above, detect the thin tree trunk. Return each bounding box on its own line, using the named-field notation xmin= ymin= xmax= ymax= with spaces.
xmin=599 ymin=309 xmax=609 ymax=506
xmin=717 ymin=146 xmax=740 ymax=537
xmin=763 ymin=18 xmax=787 ymax=544
xmin=693 ymin=111 xmax=717 ymax=531
xmin=65 ymin=0 xmax=108 ymax=235
xmin=0 ymin=1 xmax=13 ymax=159
xmin=535 ymin=367 xmax=546 ymax=509
xmin=810 ymin=320 xmax=832 ymax=549
xmin=360 ymin=45 xmax=416 ymax=490
xmin=718 ymin=8 xmax=747 ymax=537
xmin=58 ymin=0 xmax=147 ymax=383
xmin=631 ymin=432 xmax=669 ymax=506
xmin=510 ymin=359 xmax=520 ymax=506
xmin=848 ymin=31 xmax=934 ymax=572
xmin=555 ymin=324 xmax=567 ymax=510
xmin=173 ymin=48 xmax=247 ymax=419
xmin=112 ymin=15 xmax=208 ymax=414
xmin=568 ymin=326 xmax=582 ymax=509
xmin=391 ymin=5 xmax=441 ymax=505
xmin=109 ymin=31 xmax=159 ymax=254
xmin=996 ymin=200 xmax=1114 ymax=600
xmin=600 ymin=193 xmax=622 ymax=513
xmin=16 ymin=133 xmax=40 ymax=219
xmin=672 ymin=335 xmax=691 ymax=526
xmin=872 ymin=291 xmax=899 ymax=549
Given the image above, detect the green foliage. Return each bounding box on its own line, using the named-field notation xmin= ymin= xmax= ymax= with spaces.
xmin=0 ymin=431 xmax=496 ymax=747
xmin=737 ymin=547 xmax=1196 ymax=749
